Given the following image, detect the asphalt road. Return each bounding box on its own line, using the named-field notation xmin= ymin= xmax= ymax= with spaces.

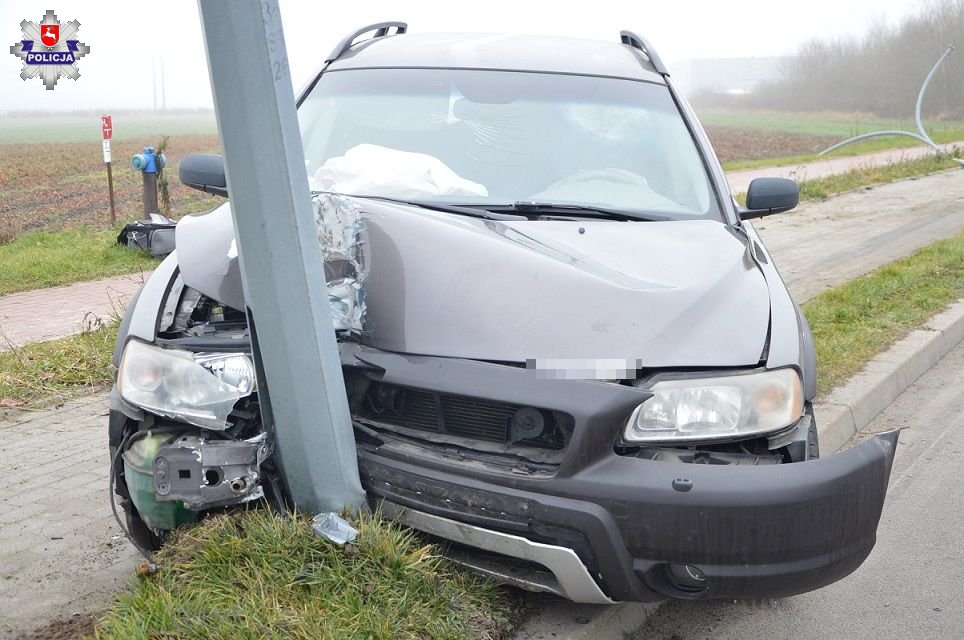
xmin=754 ymin=169 xmax=964 ymax=304
xmin=632 ymin=341 xmax=964 ymax=640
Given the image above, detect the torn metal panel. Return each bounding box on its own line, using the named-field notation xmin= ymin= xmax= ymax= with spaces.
xmin=314 ymin=193 xmax=368 ymax=334
xmin=171 ymin=287 xmax=202 ymax=333
xmin=177 ymin=195 xmax=368 ymax=334
xmin=153 ymin=433 xmax=270 ymax=510
xmin=158 ymin=275 xmax=185 ymax=334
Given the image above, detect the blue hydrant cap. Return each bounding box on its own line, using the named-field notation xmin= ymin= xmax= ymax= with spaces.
xmin=131 ymin=147 xmax=159 ymax=173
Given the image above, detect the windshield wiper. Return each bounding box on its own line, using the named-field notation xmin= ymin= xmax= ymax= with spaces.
xmin=350 ymin=195 xmax=527 ymax=221
xmin=495 ymin=201 xmax=670 ymax=222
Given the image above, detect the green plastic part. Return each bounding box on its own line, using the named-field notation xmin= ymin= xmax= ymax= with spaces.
xmin=122 ymin=433 xmax=197 ymax=531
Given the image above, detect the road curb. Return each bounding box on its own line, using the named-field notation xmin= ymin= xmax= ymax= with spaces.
xmin=559 ymin=603 xmax=660 ymax=640
xmin=815 ymin=297 xmax=964 ymax=453
xmin=515 ymin=297 xmax=964 ymax=640
xmin=511 ymin=598 xmax=660 ymax=640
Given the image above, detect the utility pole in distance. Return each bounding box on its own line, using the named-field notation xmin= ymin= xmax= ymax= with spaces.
xmin=196 ymin=0 xmax=367 ymax=514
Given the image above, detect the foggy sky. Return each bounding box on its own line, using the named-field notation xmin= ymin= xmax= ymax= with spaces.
xmin=0 ymin=0 xmax=931 ymax=111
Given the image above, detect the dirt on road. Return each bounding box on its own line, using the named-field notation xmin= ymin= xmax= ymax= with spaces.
xmin=15 ymin=614 xmax=99 ymax=640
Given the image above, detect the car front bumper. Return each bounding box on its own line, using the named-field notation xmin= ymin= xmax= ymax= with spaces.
xmin=112 ymin=340 xmax=899 ymax=603
xmin=359 ymin=428 xmax=898 ymax=603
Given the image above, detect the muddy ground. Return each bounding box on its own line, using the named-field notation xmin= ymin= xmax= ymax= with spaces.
xmin=0 ymin=135 xmax=222 ymax=234
xmin=14 ymin=614 xmax=98 ymax=640
xmin=704 ymin=125 xmax=840 ymax=165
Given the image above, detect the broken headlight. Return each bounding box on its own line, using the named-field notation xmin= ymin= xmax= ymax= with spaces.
xmin=118 ymin=340 xmax=255 ymax=430
xmin=624 ymin=368 xmax=803 ymax=444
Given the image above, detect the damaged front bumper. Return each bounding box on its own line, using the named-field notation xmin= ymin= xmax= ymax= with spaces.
xmin=338 ymin=346 xmax=898 ymax=603
xmin=111 ymin=340 xmax=898 ymax=604
xmin=360 ymin=429 xmax=898 ymax=603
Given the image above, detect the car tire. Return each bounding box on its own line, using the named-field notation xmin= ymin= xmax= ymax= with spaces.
xmin=122 ymin=499 xmax=164 ymax=552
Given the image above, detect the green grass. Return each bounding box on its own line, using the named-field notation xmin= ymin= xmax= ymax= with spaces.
xmin=0 ymin=112 xmax=217 ymax=145
xmin=795 ymin=153 xmax=962 ymax=201
xmin=699 ymin=109 xmax=964 ymax=139
xmin=0 ymin=318 xmax=118 ymax=410
xmin=702 ymin=109 xmax=964 ymax=170
xmin=722 ymin=138 xmax=963 ymax=171
xmin=803 ymin=232 xmax=964 ymax=395
xmin=0 ymin=227 xmax=158 ymax=296
xmin=92 ymin=509 xmax=513 ymax=640
xmin=734 ymin=153 xmax=963 ymax=205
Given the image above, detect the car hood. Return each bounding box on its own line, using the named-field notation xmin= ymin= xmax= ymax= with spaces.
xmin=177 ymin=201 xmax=771 ymax=368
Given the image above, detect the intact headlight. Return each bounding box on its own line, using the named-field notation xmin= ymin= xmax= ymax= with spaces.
xmin=118 ymin=340 xmax=255 ymax=430
xmin=624 ymin=369 xmax=803 ymax=443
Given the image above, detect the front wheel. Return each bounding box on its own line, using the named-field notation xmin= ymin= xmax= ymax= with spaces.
xmin=122 ymin=499 xmax=165 ymax=551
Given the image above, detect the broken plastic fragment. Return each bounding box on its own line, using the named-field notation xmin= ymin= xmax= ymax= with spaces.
xmin=312 ymin=512 xmax=359 ymax=545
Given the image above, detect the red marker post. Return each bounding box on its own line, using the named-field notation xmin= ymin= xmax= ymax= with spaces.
xmin=101 ymin=114 xmax=116 ymax=224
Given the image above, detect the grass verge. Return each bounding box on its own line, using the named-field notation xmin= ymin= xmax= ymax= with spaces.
xmin=698 ymin=109 xmax=964 ymax=139
xmin=734 ymin=153 xmax=963 ymax=206
xmin=721 ymin=138 xmax=963 ymax=171
xmin=0 ymin=317 xmax=118 ymax=410
xmin=92 ymin=509 xmax=513 ymax=640
xmin=698 ymin=110 xmax=964 ymax=170
xmin=795 ymin=153 xmax=962 ymax=201
xmin=0 ymin=227 xmax=158 ymax=296
xmin=803 ymin=232 xmax=964 ymax=395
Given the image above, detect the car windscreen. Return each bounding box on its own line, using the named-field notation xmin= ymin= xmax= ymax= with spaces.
xmin=298 ymin=68 xmax=722 ymax=221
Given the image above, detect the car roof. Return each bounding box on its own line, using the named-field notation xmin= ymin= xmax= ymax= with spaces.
xmin=325 ymin=32 xmax=666 ymax=84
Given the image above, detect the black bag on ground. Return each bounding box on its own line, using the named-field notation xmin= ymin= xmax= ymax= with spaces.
xmin=117 ymin=215 xmax=177 ymax=257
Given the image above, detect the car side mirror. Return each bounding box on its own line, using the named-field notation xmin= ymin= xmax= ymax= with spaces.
xmin=740 ymin=177 xmax=799 ymax=220
xmin=179 ymin=154 xmax=228 ymax=198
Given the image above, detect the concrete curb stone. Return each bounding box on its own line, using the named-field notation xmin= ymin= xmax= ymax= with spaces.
xmin=816 ymin=297 xmax=964 ymax=453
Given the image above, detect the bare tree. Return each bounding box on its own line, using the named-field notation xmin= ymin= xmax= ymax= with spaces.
xmin=745 ymin=0 xmax=963 ymax=117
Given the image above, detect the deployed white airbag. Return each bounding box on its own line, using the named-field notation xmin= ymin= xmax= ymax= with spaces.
xmin=311 ymin=144 xmax=487 ymax=199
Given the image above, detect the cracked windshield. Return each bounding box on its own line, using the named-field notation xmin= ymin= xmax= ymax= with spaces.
xmin=298 ymin=68 xmax=719 ymax=220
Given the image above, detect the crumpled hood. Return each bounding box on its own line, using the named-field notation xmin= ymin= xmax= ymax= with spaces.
xmin=177 ymin=201 xmax=771 ymax=367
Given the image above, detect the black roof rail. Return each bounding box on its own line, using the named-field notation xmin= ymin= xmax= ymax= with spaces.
xmin=325 ymin=21 xmax=408 ymax=64
xmin=619 ymin=30 xmax=669 ymax=76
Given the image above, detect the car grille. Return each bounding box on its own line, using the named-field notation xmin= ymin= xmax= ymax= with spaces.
xmin=361 ymin=383 xmax=569 ymax=450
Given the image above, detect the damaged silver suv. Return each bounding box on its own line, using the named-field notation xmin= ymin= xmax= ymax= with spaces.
xmin=109 ymin=24 xmax=898 ymax=604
